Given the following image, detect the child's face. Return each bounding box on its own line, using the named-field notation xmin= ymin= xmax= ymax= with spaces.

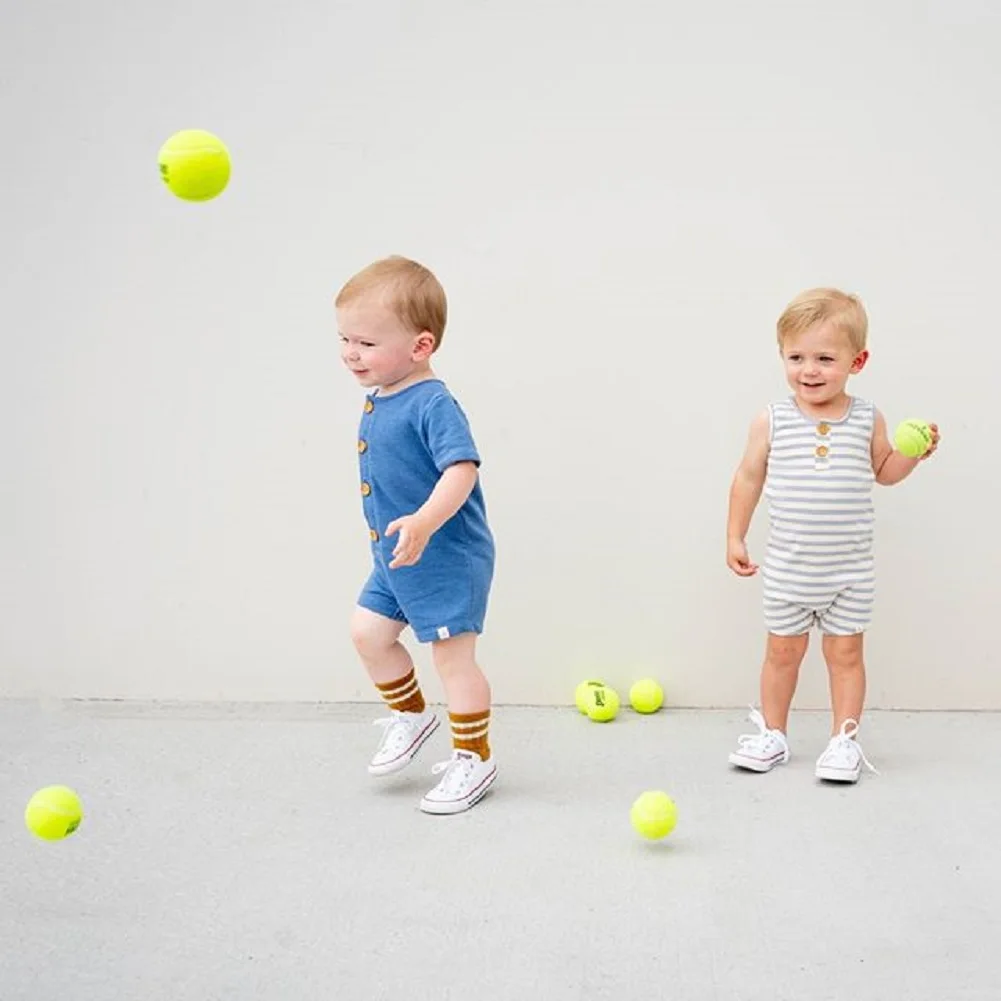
xmin=780 ymin=322 xmax=868 ymax=406
xmin=337 ymin=297 xmax=433 ymax=391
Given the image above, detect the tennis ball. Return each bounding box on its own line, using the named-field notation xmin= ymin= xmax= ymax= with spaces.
xmin=585 ymin=685 xmax=620 ymax=722
xmin=894 ymin=419 xmax=931 ymax=458
xmin=630 ymin=790 xmax=677 ymax=840
xmin=158 ymin=129 xmax=231 ymax=201
xmin=629 ymin=678 xmax=664 ymax=714
xmin=575 ymin=679 xmax=605 ymax=714
xmin=25 ymin=785 xmax=83 ymax=841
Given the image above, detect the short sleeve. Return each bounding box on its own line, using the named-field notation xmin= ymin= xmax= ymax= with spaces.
xmin=420 ymin=393 xmax=481 ymax=473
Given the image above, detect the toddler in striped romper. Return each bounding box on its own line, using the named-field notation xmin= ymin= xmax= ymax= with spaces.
xmin=725 ymin=289 xmax=939 ymax=783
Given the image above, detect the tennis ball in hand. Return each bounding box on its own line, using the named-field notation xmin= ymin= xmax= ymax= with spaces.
xmin=158 ymin=129 xmax=231 ymax=201
xmin=894 ymin=419 xmax=932 ymax=458
xmin=630 ymin=790 xmax=677 ymax=840
xmin=585 ymin=685 xmax=620 ymax=722
xmin=629 ymin=679 xmax=664 ymax=714
xmin=25 ymin=785 xmax=83 ymax=841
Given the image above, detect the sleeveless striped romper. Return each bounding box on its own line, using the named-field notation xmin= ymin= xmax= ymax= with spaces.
xmin=762 ymin=396 xmax=876 ymax=636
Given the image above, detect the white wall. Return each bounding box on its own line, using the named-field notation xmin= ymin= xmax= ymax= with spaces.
xmin=2 ymin=1 xmax=998 ymax=708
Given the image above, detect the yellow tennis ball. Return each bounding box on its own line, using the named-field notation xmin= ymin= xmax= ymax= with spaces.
xmin=630 ymin=790 xmax=677 ymax=840
xmin=585 ymin=685 xmax=620 ymax=722
xmin=574 ymin=679 xmax=605 ymax=714
xmin=25 ymin=785 xmax=83 ymax=841
xmin=894 ymin=419 xmax=931 ymax=458
xmin=158 ymin=129 xmax=231 ymax=202
xmin=629 ymin=678 xmax=664 ymax=714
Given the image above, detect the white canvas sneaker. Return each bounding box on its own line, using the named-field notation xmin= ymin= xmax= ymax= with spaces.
xmin=728 ymin=707 xmax=790 ymax=773
xmin=419 ymin=749 xmax=497 ymax=815
xmin=368 ymin=709 xmax=440 ymax=777
xmin=815 ymin=719 xmax=878 ymax=783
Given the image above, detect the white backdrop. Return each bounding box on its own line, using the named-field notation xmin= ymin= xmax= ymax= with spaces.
xmin=2 ymin=1 xmax=998 ymax=708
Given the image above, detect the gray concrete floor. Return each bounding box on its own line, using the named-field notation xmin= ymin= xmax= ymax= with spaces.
xmin=1 ymin=699 xmax=998 ymax=1000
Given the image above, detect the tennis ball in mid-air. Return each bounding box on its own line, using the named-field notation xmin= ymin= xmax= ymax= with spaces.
xmin=158 ymin=129 xmax=231 ymax=201
xmin=894 ymin=419 xmax=932 ymax=458
xmin=25 ymin=785 xmax=83 ymax=841
xmin=630 ymin=790 xmax=677 ymax=840
xmin=575 ymin=679 xmax=605 ymax=714
xmin=629 ymin=679 xmax=664 ymax=714
xmin=585 ymin=685 xmax=620 ymax=722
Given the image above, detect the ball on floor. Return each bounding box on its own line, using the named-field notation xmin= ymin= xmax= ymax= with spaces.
xmin=25 ymin=785 xmax=83 ymax=841
xmin=630 ymin=790 xmax=676 ymax=840
xmin=629 ymin=678 xmax=664 ymax=713
xmin=585 ymin=685 xmax=620 ymax=722
xmin=575 ymin=679 xmax=605 ymax=714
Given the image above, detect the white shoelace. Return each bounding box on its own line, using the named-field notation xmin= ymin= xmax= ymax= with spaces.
xmin=372 ymin=712 xmax=417 ymax=749
xmin=429 ymin=752 xmax=474 ymax=792
xmin=824 ymin=719 xmax=879 ymax=774
xmin=736 ymin=707 xmax=789 ymax=760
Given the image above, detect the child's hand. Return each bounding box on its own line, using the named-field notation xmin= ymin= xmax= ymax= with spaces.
xmin=386 ymin=513 xmax=432 ymax=569
xmin=727 ymin=538 xmax=759 ymax=577
xmin=920 ymin=422 xmax=941 ymax=460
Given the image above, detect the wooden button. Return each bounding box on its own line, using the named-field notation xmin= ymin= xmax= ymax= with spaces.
xmin=817 ymin=422 xmax=830 ymax=435
xmin=357 ymin=440 xmax=368 ymax=453
xmin=364 ymin=400 xmax=374 ymax=414
xmin=815 ymin=445 xmax=829 ymax=457
xmin=361 ymin=482 xmax=371 ymax=497
xmin=369 ymin=529 xmax=379 ymax=542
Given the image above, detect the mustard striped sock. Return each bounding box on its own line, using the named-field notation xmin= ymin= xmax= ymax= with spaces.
xmin=376 ymin=668 xmax=425 ymax=714
xmin=450 ymin=710 xmax=490 ymax=760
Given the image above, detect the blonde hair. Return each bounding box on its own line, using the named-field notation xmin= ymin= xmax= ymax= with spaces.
xmin=335 ymin=256 xmax=447 ymax=348
xmin=777 ymin=288 xmax=868 ymax=354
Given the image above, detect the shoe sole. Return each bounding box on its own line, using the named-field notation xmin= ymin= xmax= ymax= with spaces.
xmin=367 ymin=716 xmax=440 ymax=777
xmin=728 ymin=751 xmax=787 ymax=772
xmin=419 ymin=765 xmax=497 ymax=815
xmin=815 ymin=766 xmax=861 ymax=783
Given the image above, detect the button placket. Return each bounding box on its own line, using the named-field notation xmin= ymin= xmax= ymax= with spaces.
xmin=814 ymin=421 xmax=831 ymax=469
xmin=360 ymin=396 xmax=376 ymax=539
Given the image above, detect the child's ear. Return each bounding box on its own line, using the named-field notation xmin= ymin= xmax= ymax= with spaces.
xmin=850 ymin=349 xmax=869 ymax=374
xmin=413 ymin=331 xmax=436 ymax=360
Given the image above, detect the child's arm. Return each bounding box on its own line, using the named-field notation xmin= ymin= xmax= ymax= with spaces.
xmin=386 ymin=461 xmax=479 ymax=568
xmin=726 ymin=409 xmax=770 ymax=576
xmin=871 ymin=410 xmax=940 ymax=486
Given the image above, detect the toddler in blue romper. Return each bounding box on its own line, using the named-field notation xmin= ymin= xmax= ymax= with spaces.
xmin=357 ymin=381 xmax=494 ymax=642
xmin=337 ymin=254 xmax=498 ymax=816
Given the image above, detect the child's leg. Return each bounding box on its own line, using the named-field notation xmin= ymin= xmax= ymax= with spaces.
xmin=419 ymin=632 xmax=496 ymax=814
xmin=821 ymin=633 xmax=866 ymax=734
xmin=815 ymin=632 xmax=875 ymax=782
xmin=351 ymin=606 xmax=438 ymax=776
xmin=431 ymin=632 xmax=492 ymax=759
xmin=350 ymin=606 xmax=425 ymax=709
xmin=761 ymin=632 xmax=810 ymax=733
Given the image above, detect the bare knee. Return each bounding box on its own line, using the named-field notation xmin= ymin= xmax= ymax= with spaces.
xmin=767 ymin=633 xmax=808 ymax=673
xmin=350 ymin=608 xmax=401 ymax=660
xmin=823 ymin=634 xmax=865 ymax=675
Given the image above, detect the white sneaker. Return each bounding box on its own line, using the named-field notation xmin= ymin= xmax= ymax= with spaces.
xmin=815 ymin=719 xmax=878 ymax=783
xmin=728 ymin=707 xmax=790 ymax=772
xmin=419 ymin=749 xmax=497 ymax=815
xmin=368 ymin=709 xmax=439 ymax=776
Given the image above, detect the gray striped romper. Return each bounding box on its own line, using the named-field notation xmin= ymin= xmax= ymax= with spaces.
xmin=762 ymin=396 xmax=876 ymax=636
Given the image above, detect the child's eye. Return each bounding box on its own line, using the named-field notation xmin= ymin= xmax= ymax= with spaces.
xmin=819 ymin=356 xmax=834 ymax=363
xmin=360 ymin=342 xmax=375 ymax=349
